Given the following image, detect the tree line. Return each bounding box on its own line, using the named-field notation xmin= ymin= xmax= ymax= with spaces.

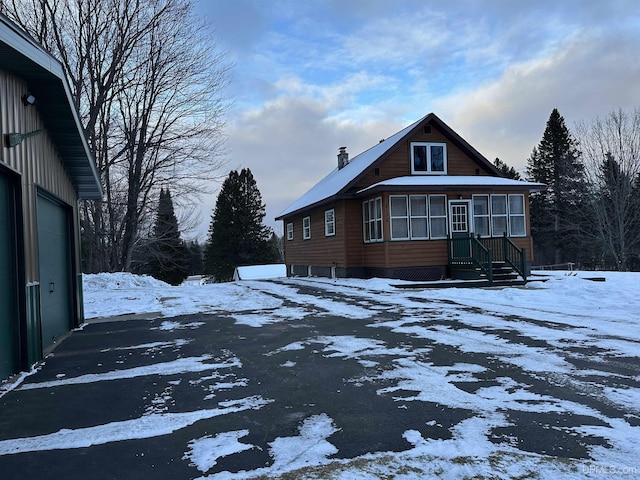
xmin=513 ymin=108 xmax=640 ymax=271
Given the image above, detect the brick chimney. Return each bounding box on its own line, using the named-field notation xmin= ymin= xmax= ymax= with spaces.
xmin=337 ymin=146 xmax=349 ymax=169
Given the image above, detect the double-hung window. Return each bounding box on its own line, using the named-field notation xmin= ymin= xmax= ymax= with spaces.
xmin=303 ymin=216 xmax=311 ymax=240
xmin=409 ymin=196 xmax=428 ymax=239
xmin=429 ymin=195 xmax=447 ymax=238
xmin=508 ymin=195 xmax=526 ymax=236
xmin=473 ymin=195 xmax=490 ymax=236
xmin=491 ymin=195 xmax=508 ymax=236
xmin=390 ymin=196 xmax=409 ymax=240
xmin=325 ymin=209 xmax=335 ymax=236
xmin=286 ymin=222 xmax=293 ymax=240
xmin=411 ymin=142 xmax=447 ymax=174
xmin=363 ymin=197 xmax=383 ymax=243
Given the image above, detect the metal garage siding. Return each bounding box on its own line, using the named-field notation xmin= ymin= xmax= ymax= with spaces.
xmin=1 ymin=71 xmax=79 ymax=283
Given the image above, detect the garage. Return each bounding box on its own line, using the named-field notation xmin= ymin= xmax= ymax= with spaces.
xmin=37 ymin=193 xmax=74 ymax=349
xmin=0 ymin=171 xmax=19 ymax=378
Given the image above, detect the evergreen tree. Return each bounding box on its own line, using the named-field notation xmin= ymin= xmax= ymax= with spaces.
xmin=148 ymin=188 xmax=189 ymax=285
xmin=526 ymin=109 xmax=588 ymax=266
xmin=493 ymin=157 xmax=522 ymax=180
xmin=205 ymin=169 xmax=274 ymax=281
xmin=186 ymin=241 xmax=205 ymax=275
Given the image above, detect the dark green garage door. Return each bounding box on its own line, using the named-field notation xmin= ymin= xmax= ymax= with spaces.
xmin=37 ymin=193 xmax=73 ymax=349
xmin=0 ymin=172 xmax=19 ymax=379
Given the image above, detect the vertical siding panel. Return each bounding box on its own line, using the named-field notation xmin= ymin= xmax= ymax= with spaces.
xmin=1 ymin=71 xmax=80 ymax=282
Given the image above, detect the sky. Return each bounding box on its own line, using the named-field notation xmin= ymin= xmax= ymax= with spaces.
xmin=191 ymin=0 xmax=640 ymax=239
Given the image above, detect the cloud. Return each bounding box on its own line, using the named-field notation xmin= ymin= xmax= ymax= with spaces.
xmin=433 ymin=29 xmax=640 ymax=172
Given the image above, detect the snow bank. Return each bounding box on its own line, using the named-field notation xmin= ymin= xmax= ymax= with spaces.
xmin=233 ymin=264 xmax=286 ymax=281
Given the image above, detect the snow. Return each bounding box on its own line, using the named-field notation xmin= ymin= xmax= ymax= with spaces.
xmin=233 ymin=264 xmax=286 ymax=280
xmin=3 ymin=269 xmax=640 ymax=478
xmin=358 ymin=175 xmax=544 ymax=193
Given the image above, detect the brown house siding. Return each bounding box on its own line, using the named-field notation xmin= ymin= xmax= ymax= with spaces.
xmin=354 ymin=121 xmax=493 ymax=192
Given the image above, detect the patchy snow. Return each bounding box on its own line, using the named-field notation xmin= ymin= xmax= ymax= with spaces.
xmin=3 ymin=270 xmax=639 ymax=479
xmin=0 ymin=396 xmax=272 ymax=455
xmin=184 ymin=430 xmax=256 ymax=473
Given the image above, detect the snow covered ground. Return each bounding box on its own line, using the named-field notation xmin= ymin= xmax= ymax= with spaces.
xmin=2 ymin=270 xmax=640 ymax=478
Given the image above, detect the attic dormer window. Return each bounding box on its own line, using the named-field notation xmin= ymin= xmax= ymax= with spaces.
xmin=411 ymin=142 xmax=447 ymax=174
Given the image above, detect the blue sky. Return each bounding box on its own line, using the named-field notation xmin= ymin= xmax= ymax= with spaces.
xmin=192 ymin=0 xmax=640 ymax=238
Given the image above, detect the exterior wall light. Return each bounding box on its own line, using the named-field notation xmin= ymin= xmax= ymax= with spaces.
xmin=22 ymin=94 xmax=37 ymax=106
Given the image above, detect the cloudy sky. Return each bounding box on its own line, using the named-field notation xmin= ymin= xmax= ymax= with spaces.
xmin=191 ymin=0 xmax=640 ymax=238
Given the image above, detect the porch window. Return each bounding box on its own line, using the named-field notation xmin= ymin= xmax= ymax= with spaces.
xmin=491 ymin=195 xmax=508 ymax=236
xmin=286 ymin=222 xmax=293 ymax=240
xmin=390 ymin=196 xmax=409 ymax=240
xmin=409 ymin=195 xmax=428 ymax=239
xmin=509 ymin=194 xmax=526 ymax=236
xmin=363 ymin=197 xmax=383 ymax=243
xmin=410 ymin=142 xmax=447 ymax=174
xmin=429 ymin=195 xmax=447 ymax=238
xmin=472 ymin=195 xmax=490 ymax=236
xmin=303 ymin=216 xmax=311 ymax=240
xmin=325 ymin=209 xmax=335 ymax=236
xmin=390 ymin=194 xmax=448 ymax=240
xmin=472 ymin=194 xmax=526 ymax=237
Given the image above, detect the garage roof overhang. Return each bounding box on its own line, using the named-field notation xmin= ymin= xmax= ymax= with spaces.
xmin=0 ymin=14 xmax=102 ymax=200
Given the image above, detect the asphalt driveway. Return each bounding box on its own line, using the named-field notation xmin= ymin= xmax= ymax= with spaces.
xmin=0 ymin=280 xmax=638 ymax=479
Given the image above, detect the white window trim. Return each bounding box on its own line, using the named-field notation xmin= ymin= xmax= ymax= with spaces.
xmin=472 ymin=194 xmax=490 ymax=237
xmin=429 ymin=194 xmax=448 ymax=239
xmin=491 ymin=194 xmax=508 ymax=237
xmin=363 ymin=197 xmax=383 ymax=243
xmin=409 ymin=195 xmax=429 ymax=240
xmin=508 ymin=194 xmax=526 ymax=237
xmin=410 ymin=142 xmax=448 ymax=175
xmin=390 ymin=195 xmax=410 ymax=240
xmin=325 ymin=209 xmax=335 ymax=237
xmin=389 ymin=194 xmax=449 ymax=240
xmin=286 ymin=222 xmax=293 ymax=240
xmin=471 ymin=194 xmax=527 ymax=238
xmin=302 ymin=216 xmax=311 ymax=240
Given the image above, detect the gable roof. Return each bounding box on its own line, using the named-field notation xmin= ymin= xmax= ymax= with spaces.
xmin=0 ymin=13 xmax=102 ymax=200
xmin=276 ymin=113 xmax=505 ymax=219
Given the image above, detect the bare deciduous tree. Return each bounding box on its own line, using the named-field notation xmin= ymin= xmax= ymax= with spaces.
xmin=4 ymin=0 xmax=230 ymax=272
xmin=575 ymin=108 xmax=640 ymax=270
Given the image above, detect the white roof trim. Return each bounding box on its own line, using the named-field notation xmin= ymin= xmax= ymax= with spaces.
xmin=357 ymin=176 xmax=545 ymax=193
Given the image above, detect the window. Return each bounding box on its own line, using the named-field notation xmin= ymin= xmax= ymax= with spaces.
xmin=409 ymin=195 xmax=428 ymax=239
xmin=472 ymin=194 xmax=526 ymax=237
xmin=390 ymin=196 xmax=409 ymax=240
xmin=491 ymin=195 xmax=508 ymax=236
xmin=472 ymin=195 xmax=490 ymax=237
xmin=363 ymin=197 xmax=383 ymax=243
xmin=429 ymin=195 xmax=447 ymax=238
xmin=303 ymin=216 xmax=311 ymax=240
xmin=286 ymin=222 xmax=293 ymax=240
xmin=411 ymin=142 xmax=447 ymax=174
xmin=509 ymin=194 xmax=526 ymax=236
xmin=389 ymin=194 xmax=448 ymax=240
xmin=325 ymin=209 xmax=335 ymax=236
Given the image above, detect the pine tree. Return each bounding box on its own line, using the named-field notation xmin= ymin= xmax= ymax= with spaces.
xmin=186 ymin=241 xmax=204 ymax=275
xmin=493 ymin=158 xmax=522 ymax=180
xmin=148 ymin=188 xmax=189 ymax=285
xmin=204 ymin=169 xmax=274 ymax=281
xmin=526 ymin=108 xmax=588 ymax=266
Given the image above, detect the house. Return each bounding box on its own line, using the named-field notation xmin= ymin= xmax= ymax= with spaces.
xmin=275 ymin=113 xmax=545 ymax=283
xmin=0 ymin=14 xmax=102 ymax=381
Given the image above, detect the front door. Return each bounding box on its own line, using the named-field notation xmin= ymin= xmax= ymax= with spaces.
xmin=449 ymin=200 xmax=471 ymax=257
